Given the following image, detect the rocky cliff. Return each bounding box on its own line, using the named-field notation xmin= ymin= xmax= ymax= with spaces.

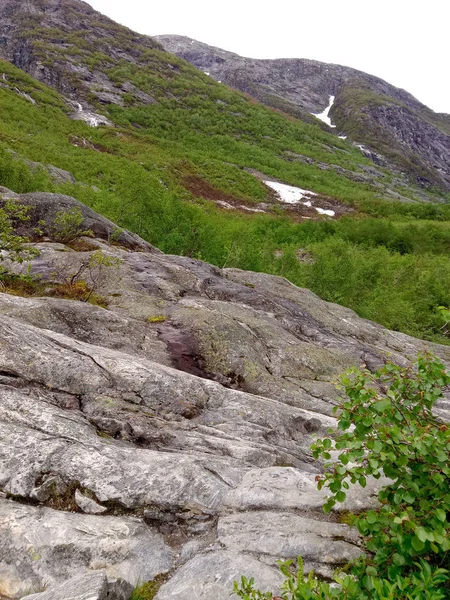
xmin=0 ymin=189 xmax=449 ymax=599
xmin=0 ymin=0 xmax=162 ymax=106
xmin=156 ymin=35 xmax=450 ymax=193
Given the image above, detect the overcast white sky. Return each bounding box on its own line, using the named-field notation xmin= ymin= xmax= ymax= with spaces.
xmin=87 ymin=0 xmax=450 ymax=114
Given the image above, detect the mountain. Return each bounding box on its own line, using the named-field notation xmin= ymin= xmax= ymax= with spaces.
xmin=0 ymin=0 xmax=449 ymax=344
xmin=156 ymin=35 xmax=450 ymax=193
xmin=0 ymin=1 xmax=449 ymax=598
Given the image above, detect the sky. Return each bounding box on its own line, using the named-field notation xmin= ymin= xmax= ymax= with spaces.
xmin=87 ymin=0 xmax=450 ymax=114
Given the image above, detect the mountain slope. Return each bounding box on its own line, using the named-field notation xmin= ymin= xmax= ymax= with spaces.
xmin=156 ymin=35 xmax=450 ymax=193
xmin=0 ymin=1 xmax=450 ymax=344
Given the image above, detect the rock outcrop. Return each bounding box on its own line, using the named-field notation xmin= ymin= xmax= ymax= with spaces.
xmin=0 ymin=189 xmax=449 ymax=598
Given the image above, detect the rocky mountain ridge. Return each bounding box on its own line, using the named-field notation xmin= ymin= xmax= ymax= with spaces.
xmin=0 ymin=0 xmax=448 ymax=206
xmin=0 ymin=188 xmax=449 ymax=599
xmin=156 ymin=35 xmax=450 ymax=193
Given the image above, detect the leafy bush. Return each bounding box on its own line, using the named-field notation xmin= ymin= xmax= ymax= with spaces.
xmin=0 ymin=201 xmax=39 ymax=271
xmin=51 ymin=206 xmax=93 ymax=244
xmin=234 ymin=355 xmax=450 ymax=599
xmin=49 ymin=250 xmax=121 ymax=306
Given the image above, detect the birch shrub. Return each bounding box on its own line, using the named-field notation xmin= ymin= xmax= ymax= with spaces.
xmin=235 ymin=354 xmax=450 ymax=599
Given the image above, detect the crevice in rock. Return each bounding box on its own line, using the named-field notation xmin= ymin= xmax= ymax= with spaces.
xmin=157 ymin=322 xmax=214 ymax=382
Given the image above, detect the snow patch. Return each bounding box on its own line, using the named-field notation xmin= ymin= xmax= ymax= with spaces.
xmin=71 ymin=102 xmax=111 ymax=128
xmin=315 ymin=207 xmax=335 ymax=216
xmin=264 ymin=181 xmax=317 ymax=204
xmin=338 ymin=135 xmax=347 ymax=140
xmin=265 ymin=180 xmax=335 ymax=216
xmin=204 ymin=72 xmax=210 ymax=76
xmin=312 ymin=95 xmax=336 ymax=128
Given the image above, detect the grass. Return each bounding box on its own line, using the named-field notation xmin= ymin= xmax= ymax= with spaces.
xmin=130 ymin=575 xmax=169 ymax=600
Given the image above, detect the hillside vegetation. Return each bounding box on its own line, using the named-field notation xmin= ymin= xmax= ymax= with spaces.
xmin=0 ymin=42 xmax=450 ymax=344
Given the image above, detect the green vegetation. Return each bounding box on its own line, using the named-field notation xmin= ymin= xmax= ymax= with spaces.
xmin=235 ymin=355 xmax=450 ymax=599
xmin=0 ymin=55 xmax=450 ymax=343
xmin=130 ymin=575 xmax=169 ymax=600
xmin=147 ymin=315 xmax=167 ymax=323
xmin=0 ymin=201 xmax=39 ymax=269
xmin=51 ymin=206 xmax=93 ymax=244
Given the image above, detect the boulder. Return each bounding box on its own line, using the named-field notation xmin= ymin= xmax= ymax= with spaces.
xmin=0 ymin=499 xmax=172 ymax=598
xmin=20 ymin=572 xmax=132 ymax=600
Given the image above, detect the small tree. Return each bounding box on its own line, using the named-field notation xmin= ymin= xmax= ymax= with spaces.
xmin=234 ymin=354 xmax=450 ymax=600
xmin=51 ymin=206 xmax=93 ymax=244
xmin=0 ymin=201 xmax=39 ymax=273
xmin=50 ymin=250 xmax=121 ymax=305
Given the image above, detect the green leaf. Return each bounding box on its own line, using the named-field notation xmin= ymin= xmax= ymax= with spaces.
xmin=336 ymin=491 xmax=347 ymax=503
xmin=373 ymin=399 xmax=391 ymax=413
xmin=415 ymin=527 xmax=428 ymax=542
xmin=392 ymin=553 xmax=406 ymax=566
xmin=435 ymin=508 xmax=446 ymax=522
xmin=411 ymin=535 xmax=425 ymax=551
xmin=366 ymin=511 xmax=378 ymax=524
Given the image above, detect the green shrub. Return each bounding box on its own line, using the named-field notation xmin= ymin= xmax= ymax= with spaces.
xmin=234 ymin=355 xmax=450 ymax=599
xmin=0 ymin=201 xmax=39 ymax=270
xmin=51 ymin=206 xmax=93 ymax=244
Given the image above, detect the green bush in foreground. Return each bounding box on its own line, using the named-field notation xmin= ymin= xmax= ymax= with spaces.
xmin=234 ymin=355 xmax=450 ymax=599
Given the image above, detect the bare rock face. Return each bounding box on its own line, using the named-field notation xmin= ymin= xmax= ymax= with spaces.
xmin=20 ymin=572 xmax=121 ymax=600
xmin=0 ymin=190 xmax=449 ymax=598
xmin=0 ymin=190 xmax=157 ymax=251
xmin=0 ymin=0 xmax=162 ymax=106
xmin=0 ymin=500 xmax=172 ymax=598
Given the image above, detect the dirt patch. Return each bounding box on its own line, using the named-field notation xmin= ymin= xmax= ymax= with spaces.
xmin=184 ymin=175 xmax=246 ymax=204
xmin=184 ymin=174 xmax=352 ymax=220
xmin=279 ymin=194 xmax=354 ymax=221
xmin=183 ymin=175 xmax=269 ymax=215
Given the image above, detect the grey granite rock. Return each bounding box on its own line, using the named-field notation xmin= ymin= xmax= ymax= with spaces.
xmin=0 ymin=196 xmax=448 ymax=598
xmin=75 ymin=489 xmax=107 ymax=515
xmin=156 ymin=551 xmax=284 ymax=600
xmin=217 ymin=511 xmax=361 ymax=567
xmin=0 ymin=499 xmax=173 ymax=598
xmin=21 ymin=572 xmax=109 ymax=600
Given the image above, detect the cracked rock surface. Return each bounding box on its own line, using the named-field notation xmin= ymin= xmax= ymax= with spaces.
xmin=0 ymin=190 xmax=449 ymax=598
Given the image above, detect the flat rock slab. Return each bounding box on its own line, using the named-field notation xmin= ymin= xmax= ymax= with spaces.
xmin=217 ymin=511 xmax=361 ymax=567
xmin=156 ymin=550 xmax=284 ymax=600
xmin=0 ymin=499 xmax=173 ymax=599
xmin=21 ymin=572 xmax=109 ymax=600
xmin=223 ymin=466 xmax=386 ymax=512
xmin=0 ymin=194 xmax=449 ymax=597
xmin=21 ymin=572 xmax=133 ymax=600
